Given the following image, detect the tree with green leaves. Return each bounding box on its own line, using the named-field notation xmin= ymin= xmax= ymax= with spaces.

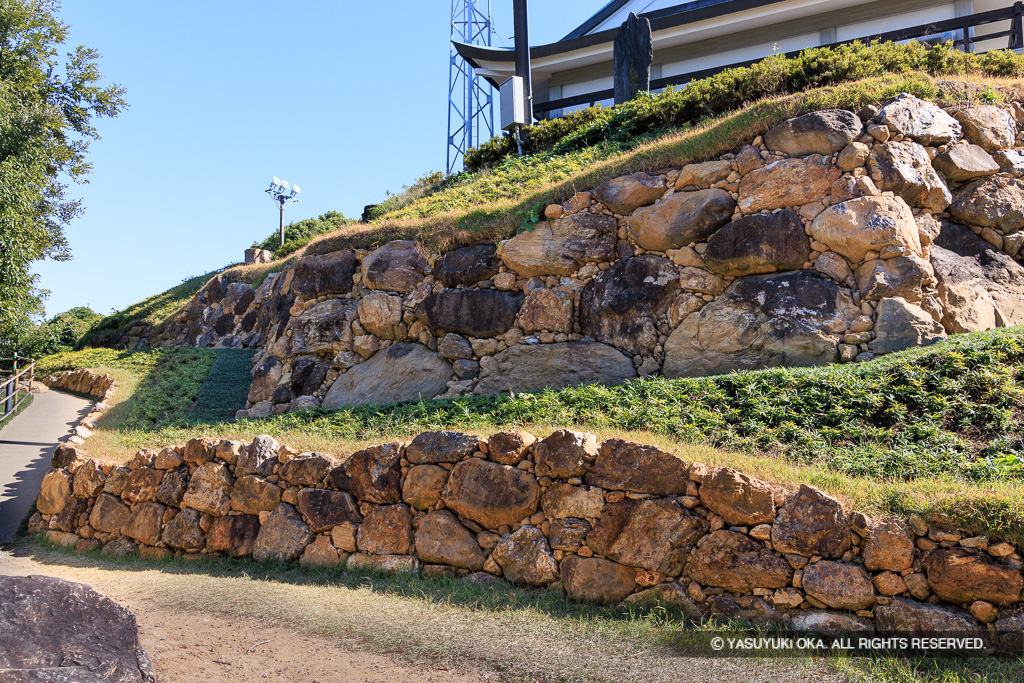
xmin=0 ymin=0 xmax=126 ymax=354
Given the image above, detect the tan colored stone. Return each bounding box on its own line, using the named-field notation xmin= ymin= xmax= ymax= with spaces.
xmin=737 ymin=156 xmax=841 ymax=213
xmin=205 ymin=514 xmax=260 ymax=557
xmin=955 ymin=105 xmax=1016 ymax=152
xmin=584 ymin=439 xmax=689 ymax=496
xmin=587 ymin=498 xmax=708 ymax=576
xmin=628 ymin=189 xmax=735 ymax=252
xmin=37 ymin=470 xmax=73 ymax=515
xmin=499 ymin=213 xmax=616 ymax=278
xmin=122 ymin=502 xmax=165 ymax=546
xmin=699 ymin=467 xmax=776 ymax=526
xmin=121 ymin=468 xmax=164 ymax=504
xmin=863 ymin=518 xmax=915 ymax=572
xmin=516 ymin=287 xmax=574 ymax=334
xmin=593 ymin=172 xmax=665 ymax=214
xmin=89 ymin=494 xmax=131 ymax=534
xmin=300 ymin=535 xmax=341 ymax=567
xmin=230 ymin=475 xmax=282 ymax=515
xmin=922 ymin=548 xmax=1024 ymax=606
xmin=331 ymin=522 xmax=359 ymax=553
xmin=442 ymin=458 xmax=540 ymax=530
xmin=491 ymin=526 xmax=559 ymax=587
xmin=802 ymin=561 xmax=876 ymax=610
xmin=541 ymin=483 xmax=605 ymax=520
xmin=414 ymin=510 xmax=485 ymax=570
xmin=771 ymin=485 xmax=850 ymax=559
xmin=181 ymin=462 xmax=234 ymax=517
xmin=534 ymin=429 xmax=599 ymax=478
xmin=675 ymin=160 xmax=732 ymax=189
xmin=561 ymin=555 xmax=637 ymax=603
xmin=686 ymin=530 xmax=792 ymax=592
xmin=356 ymin=504 xmax=413 ymax=555
xmin=402 ymin=465 xmax=449 ymax=511
xmin=357 ymin=292 xmax=405 ymax=339
xmin=874 ymin=571 xmax=908 ymax=596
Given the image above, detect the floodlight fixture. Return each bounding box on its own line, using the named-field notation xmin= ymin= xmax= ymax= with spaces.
xmin=265 ymin=174 xmax=302 ymax=248
xmin=292 ymin=184 xmax=301 ymax=195
xmin=272 ymin=176 xmax=281 ymax=186
xmin=280 ymin=180 xmax=290 ymax=191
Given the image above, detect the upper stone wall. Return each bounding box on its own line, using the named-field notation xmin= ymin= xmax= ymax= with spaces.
xmin=148 ymin=93 xmax=1024 ymax=414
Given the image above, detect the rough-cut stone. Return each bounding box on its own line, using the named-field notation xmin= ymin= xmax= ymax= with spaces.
xmin=517 ymin=286 xmax=574 ymax=334
xmin=491 ymin=526 xmax=560 ymax=587
xmin=586 ymin=498 xmax=708 ymax=575
xmin=772 ymin=485 xmax=850 ymax=558
xmin=474 ymin=341 xmax=637 ymax=395
xmin=335 ymin=442 xmax=402 ymax=504
xmin=402 ymin=465 xmax=449 ymax=510
xmin=361 ymin=240 xmax=429 ymax=293
xmin=0 ymin=574 xmax=155 ymax=682
xmin=417 ymin=289 xmax=524 ymax=338
xmin=877 ymin=93 xmax=961 ymax=145
xmin=534 ymin=429 xmax=600 ymax=479
xmin=122 ymin=468 xmax=164 ymax=504
xmin=357 ymin=292 xmax=404 ymax=339
xmin=253 ymin=503 xmax=314 ymax=562
xmin=122 ymin=502 xmax=165 ymax=547
xmin=357 ymin=504 xmax=413 ymax=555
xmin=299 ymin=534 xmax=341 ymax=567
xmin=290 ymin=250 xmax=357 ymax=298
xmin=863 ymin=519 xmax=916 ymax=572
xmin=875 ymin=597 xmax=982 ymax=635
xmin=287 ymin=299 xmax=357 ymax=356
xmin=206 ymin=514 xmax=260 ymax=557
xmin=930 ymin=219 xmax=1024 ymax=333
xmin=549 ymin=518 xmax=592 ymax=551
xmin=738 ymin=156 xmax=841 ymax=213
xmin=676 ymin=160 xmax=732 ymax=189
xmin=53 ymin=498 xmax=87 ymax=533
xmin=922 ymin=548 xmax=1024 ymax=606
xmin=72 ymin=459 xmax=105 ymax=498
xmin=593 ymin=172 xmax=664 ymax=214
xmin=162 ymin=507 xmax=205 ymax=550
xmin=296 ymin=488 xmax=361 ymax=532
xmin=994 ymin=148 xmax=1024 ymax=174
xmin=802 ymin=561 xmax=876 ymax=610
xmin=686 ymin=530 xmax=793 ymax=592
xmin=955 ymin=105 xmax=1016 ymax=152
xmin=180 ymin=462 xmax=234 ymax=516
xmin=414 ymin=510 xmax=485 ymax=570
xmin=541 ymin=483 xmax=606 ymax=520
xmin=628 ymin=189 xmax=735 ymax=251
xmin=322 ymin=343 xmax=452 ymax=408
xmin=699 ymin=467 xmax=776 ymax=526
xmin=442 ymin=458 xmax=540 ymax=530
xmin=433 ymin=243 xmax=501 ymax=288
xmin=585 ymin=438 xmax=689 ymax=496
xmin=561 ymin=555 xmax=637 ymax=603
xmin=869 ymin=297 xmax=947 ymax=354
xmin=949 ymin=176 xmax=1024 ymax=233
xmin=869 ymin=141 xmax=951 ymax=212
xmin=932 ymin=143 xmax=1000 ymax=181
xmin=789 ymin=610 xmax=875 ymax=635
xmin=764 ymin=109 xmax=863 ymax=156
xmin=89 ymin=493 xmax=131 ymax=533
xmin=247 ymin=356 xmax=282 ymax=404
xmin=487 ymin=430 xmax=536 ymax=466
xmin=36 ymin=469 xmax=73 ymax=515
xmin=855 ymin=254 xmax=935 ymax=301
xmin=438 ymin=333 xmax=473 ymax=360
xmin=230 ymin=475 xmax=282 ymax=515
xmin=155 ymin=466 xmax=188 ymax=507
xmin=236 ymin=435 xmax=279 ymax=477
xmin=406 ymin=430 xmax=478 ymax=464
xmin=500 ymin=212 xmax=617 ymax=277
xmin=810 ymin=196 xmax=921 ymax=263
xmin=663 ymin=271 xmax=858 ymax=378
xmin=346 ymin=553 xmax=421 ymax=573
xmin=704 ymin=209 xmax=810 ymax=277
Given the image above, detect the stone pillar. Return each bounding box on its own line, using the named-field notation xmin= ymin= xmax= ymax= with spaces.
xmin=613 ymin=12 xmax=653 ymax=106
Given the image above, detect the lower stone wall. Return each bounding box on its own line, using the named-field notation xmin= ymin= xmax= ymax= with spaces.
xmin=32 ymin=430 xmax=1024 ymax=647
xmin=45 ymin=369 xmax=116 ymax=403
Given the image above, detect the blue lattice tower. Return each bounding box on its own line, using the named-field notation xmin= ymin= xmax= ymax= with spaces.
xmin=448 ymin=0 xmax=496 ymax=174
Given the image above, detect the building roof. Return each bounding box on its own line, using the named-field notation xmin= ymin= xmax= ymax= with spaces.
xmin=561 ymin=0 xmax=633 ymax=40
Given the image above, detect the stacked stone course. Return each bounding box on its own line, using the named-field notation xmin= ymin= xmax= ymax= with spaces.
xmin=32 ymin=429 xmax=1024 ymax=648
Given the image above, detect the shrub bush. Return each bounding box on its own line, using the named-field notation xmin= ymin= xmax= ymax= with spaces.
xmin=251 ymin=211 xmax=350 ymax=257
xmin=17 ymin=307 xmax=101 ymax=358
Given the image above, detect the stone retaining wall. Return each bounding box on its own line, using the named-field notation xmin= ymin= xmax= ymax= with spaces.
xmin=145 ymin=93 xmax=1024 ymax=415
xmin=44 ymin=369 xmax=116 ymax=403
xmin=31 ymin=429 xmax=1024 ymax=647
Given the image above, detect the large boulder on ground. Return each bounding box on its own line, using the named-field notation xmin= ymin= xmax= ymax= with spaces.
xmin=868 ymin=141 xmax=951 ymax=212
xmin=414 ymin=510 xmax=485 ymax=570
xmin=699 ymin=467 xmax=776 ymax=526
xmin=0 ymin=575 xmax=154 ymax=682
xmin=335 ymin=442 xmax=403 ymax=504
xmin=876 ymin=93 xmax=961 ymax=145
xmin=593 ymin=172 xmax=665 ymax=214
xmin=704 ymin=208 xmax=810 ymax=276
xmin=771 ymin=485 xmax=850 ymax=559
xmin=875 ymin=597 xmax=983 ymax=635
xmin=802 ymin=561 xmax=877 ymax=611
xmin=491 ymin=525 xmax=560 ymax=586
xmin=442 ymin=458 xmax=540 ymax=530
xmin=253 ymin=503 xmax=314 ymax=562
xmin=932 ymin=143 xmax=1000 ymax=181
xmin=287 ymin=299 xmax=358 ymax=356
xmin=628 ymin=189 xmax=735 ymax=251
xmin=296 ymin=488 xmax=361 ymax=532
xmin=322 ymin=343 xmax=452 ymax=408
xmin=417 ymin=289 xmax=524 ymax=338
xmin=662 ymin=271 xmax=858 ymax=378
xmin=922 ymin=548 xmax=1024 ymax=606
xmin=954 ymin=105 xmax=1017 ymax=152
xmin=534 ymin=429 xmax=599 ymax=479
xmin=949 ymin=176 xmax=1024 ymax=233
xmin=585 ymin=438 xmax=690 ymax=496
xmin=290 ymin=250 xmax=357 ymax=298
xmin=579 ymin=255 xmax=679 ymax=356
xmin=500 ymin=213 xmax=616 ymax=277
xmin=474 ymin=341 xmax=636 ymax=395
xmin=361 ymin=240 xmax=429 ymax=293
xmin=686 ymin=530 xmax=793 ymax=592
xmin=560 ymin=555 xmax=637 ymax=603
xmin=764 ymin=109 xmax=863 ymax=156
xmin=810 ymin=195 xmax=921 ymax=263
xmin=930 ymin=219 xmax=1024 ymax=333
xmin=737 ymin=156 xmax=841 ymax=213
xmin=869 ymin=297 xmax=947 ymax=354
xmin=433 ymin=243 xmax=501 ymax=288
xmin=356 ymin=504 xmax=413 ymax=555
xmin=586 ymin=498 xmax=708 ymax=576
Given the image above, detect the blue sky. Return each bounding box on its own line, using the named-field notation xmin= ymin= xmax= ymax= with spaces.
xmin=33 ymin=0 xmax=601 ymax=318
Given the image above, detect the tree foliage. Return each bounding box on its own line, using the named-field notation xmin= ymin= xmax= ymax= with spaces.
xmin=0 ymin=0 xmax=126 ymax=354
xmin=17 ymin=304 xmax=98 ymax=357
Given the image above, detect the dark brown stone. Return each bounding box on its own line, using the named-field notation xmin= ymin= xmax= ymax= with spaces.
xmin=491 ymin=526 xmax=559 ymax=586
xmin=279 ymin=452 xmax=336 ymax=486
xmin=699 ymin=467 xmax=776 ymax=526
xmin=406 ymin=430 xmax=479 ymax=465
xmin=296 ymin=488 xmax=361 ymax=532
xmin=487 ymin=430 xmax=536 ymax=466
xmin=686 ymin=530 xmax=792 ymax=592
xmin=287 ymin=299 xmax=357 ymax=356
xmin=923 ymin=548 xmax=1024 ymax=606
xmin=230 ymin=475 xmax=282 ymax=515
xmin=290 ymin=250 xmax=357 ymax=297
xmin=206 ymin=515 xmax=260 ymax=557
xmin=704 ymin=209 xmax=810 ymax=277
xmin=561 ymin=555 xmax=637 ymax=603
xmin=247 ymin=356 xmax=282 ymax=405
xmin=361 ymin=240 xmax=430 ymax=293
xmin=236 ymin=435 xmax=279 ymax=477
xmin=356 ymin=504 xmax=413 ymax=555
xmin=71 ymin=459 xmax=105 ymax=498
xmin=862 ymin=519 xmax=915 ymax=572
xmin=121 ymin=468 xmax=164 ymax=504
xmin=155 ymin=466 xmax=190 ymax=507
xmin=414 ymin=510 xmax=485 ymax=570
xmin=433 ymin=243 xmax=502 ymax=288
xmin=548 ymin=518 xmax=592 ymax=551
xmin=335 ymin=442 xmax=403 ymax=504
xmin=53 ymin=497 xmax=88 ymax=534
xmin=875 ymin=597 xmax=983 ymax=635
xmin=253 ymin=503 xmax=314 ymax=562
xmin=417 ymin=289 xmax=524 ymax=339
xmin=612 ymin=12 xmax=653 ymax=105
xmin=584 ymin=439 xmax=689 ymax=496
xmin=290 ymin=357 xmax=331 ymax=397
xmin=534 ymin=429 xmax=599 ymax=479
xmin=442 ymin=458 xmax=541 ymax=530
xmin=802 ymin=561 xmax=876 ymax=610
xmin=587 ymin=498 xmax=709 ymax=576
xmin=772 ymin=485 xmax=851 ymax=559
xmin=402 ymin=465 xmax=449 ymax=511
xmin=162 ymin=508 xmax=206 ymax=550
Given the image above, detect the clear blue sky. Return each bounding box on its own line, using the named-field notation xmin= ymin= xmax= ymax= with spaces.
xmin=33 ymin=0 xmax=601 ymax=318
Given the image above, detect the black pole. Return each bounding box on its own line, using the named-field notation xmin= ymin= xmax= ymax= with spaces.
xmin=279 ymin=200 xmax=285 ymax=248
xmin=513 ymin=0 xmax=533 ymax=123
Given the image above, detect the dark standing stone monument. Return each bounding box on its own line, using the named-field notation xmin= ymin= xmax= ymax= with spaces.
xmin=613 ymin=12 xmax=653 ymax=105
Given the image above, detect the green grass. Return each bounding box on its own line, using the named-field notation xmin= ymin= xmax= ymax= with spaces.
xmin=186 ymin=348 xmax=255 ymax=423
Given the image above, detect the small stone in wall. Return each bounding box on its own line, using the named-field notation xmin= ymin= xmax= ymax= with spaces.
xmin=517 ymin=287 xmax=574 ymax=334
xmin=699 ymin=467 xmax=776 ymax=526
xmin=491 ymin=526 xmax=559 ymax=587
xmin=487 ymin=430 xmax=536 ymax=466
xmin=438 ymin=333 xmax=474 ymax=360
xmin=542 ymin=483 xmax=606 ymax=520
xmin=300 ymin=535 xmax=342 ymax=567
xmin=838 ymin=141 xmax=871 ymax=171
xmin=675 ymin=160 xmax=732 ymax=189
xmin=802 ymin=560 xmax=877 ymax=611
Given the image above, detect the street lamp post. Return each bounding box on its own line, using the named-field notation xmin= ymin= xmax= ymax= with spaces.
xmin=265 ymin=177 xmax=302 ymax=248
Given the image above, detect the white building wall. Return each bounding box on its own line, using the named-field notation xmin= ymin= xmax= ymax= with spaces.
xmin=660 ymin=32 xmax=821 ymax=77
xmin=835 ymin=3 xmax=956 ymax=40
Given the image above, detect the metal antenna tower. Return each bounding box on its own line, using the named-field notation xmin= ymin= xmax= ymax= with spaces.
xmin=447 ymin=0 xmax=496 ymax=174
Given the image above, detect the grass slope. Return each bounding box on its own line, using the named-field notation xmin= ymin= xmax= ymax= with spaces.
xmin=186 ymin=349 xmax=255 ymax=423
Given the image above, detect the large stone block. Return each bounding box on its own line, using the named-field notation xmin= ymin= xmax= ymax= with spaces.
xmin=704 ymin=209 xmax=810 ymax=277
xmin=206 ymin=514 xmax=260 ymax=557
xmin=699 ymin=467 xmax=776 ymax=526
xmin=334 ymin=441 xmax=403 ymax=504
xmin=474 ymin=342 xmax=636 ymax=396
xmin=875 ymin=597 xmax=982 ymax=635
xmin=181 ymin=462 xmax=234 ymax=516
xmin=442 ymin=458 xmax=540 ymax=530
xmin=516 ymin=287 xmax=574 ymax=334
xmin=932 ymin=143 xmax=1000 ymax=182
xmin=414 ymin=510 xmax=485 ymax=570
xmin=491 ymin=525 xmax=559 ymax=586
xmin=357 ymin=292 xmax=404 ymax=340
xmin=628 ymin=189 xmax=735 ymax=251
xmin=71 ymin=459 xmax=105 ymax=498
xmin=771 ymin=485 xmax=850 ymax=559
xmin=561 ymin=555 xmax=637 ymax=603
xmin=253 ymin=503 xmax=314 ymax=562
xmin=541 ymin=483 xmax=606 ymax=520
xmin=155 ymin=466 xmax=189 ymax=507
xmin=868 ymin=141 xmax=951 ymax=213
xmin=737 ymin=156 xmax=840 ymax=213
xmin=949 ymin=176 xmax=1024 ymax=233
xmin=361 ymin=240 xmax=429 ymax=293
xmin=296 ymin=488 xmax=361 ymax=532
xmin=534 ymin=429 xmax=599 ymax=479
xmin=922 ymin=548 xmax=1024 ymax=606
xmin=802 ymin=561 xmax=876 ymax=611
xmin=593 ymin=172 xmax=665 ymax=215
xmin=500 ymin=212 xmax=617 ymax=277
xmin=287 ymin=299 xmax=357 ymax=356
xmin=230 ymin=475 xmax=282 ymax=515
xmin=290 ymin=250 xmax=357 ymax=298
xmin=402 ymin=465 xmax=449 ymax=510
xmin=417 ymin=289 xmax=524 ymax=339
xmin=863 ymin=519 xmax=915 ymax=572
xmin=763 ymin=109 xmax=863 ymax=156
xmin=869 ymin=297 xmax=947 ymax=355
xmin=433 ymin=243 xmax=502 ymax=288
xmin=584 ymin=438 xmax=689 ymax=496
xmin=686 ymin=530 xmax=792 ymax=592
xmin=89 ymin=493 xmax=131 ymax=534
xmin=810 ymin=195 xmax=921 ymax=263
xmin=954 ymin=105 xmax=1016 ymax=152
xmin=162 ymin=507 xmax=206 ymax=550
xmin=356 ymin=504 xmax=413 ymax=555
xmin=122 ymin=468 xmax=164 ymax=504
xmin=876 ymin=93 xmax=961 ymax=145
xmin=322 ymin=343 xmax=452 ymax=408
xmin=587 ymin=498 xmax=709 ymax=576
xmin=36 ymin=470 xmax=73 ymax=515
xmin=122 ymin=501 xmax=165 ymax=547
xmin=405 ymin=430 xmax=478 ymax=464
xmin=855 ymin=254 xmax=935 ymax=301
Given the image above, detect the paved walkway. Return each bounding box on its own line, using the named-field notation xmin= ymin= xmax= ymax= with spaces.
xmin=0 ymin=390 xmax=93 ymax=544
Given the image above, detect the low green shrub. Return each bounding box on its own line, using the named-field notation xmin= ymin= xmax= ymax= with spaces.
xmin=16 ymin=307 xmax=101 ymax=358
xmin=251 ymin=211 xmax=350 ymax=258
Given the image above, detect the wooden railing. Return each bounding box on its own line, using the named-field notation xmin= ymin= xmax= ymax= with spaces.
xmin=0 ymin=356 xmax=35 ymax=423
xmin=535 ymin=3 xmax=1024 ymax=116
